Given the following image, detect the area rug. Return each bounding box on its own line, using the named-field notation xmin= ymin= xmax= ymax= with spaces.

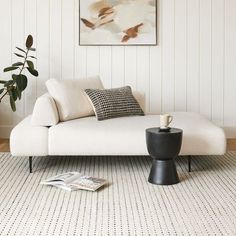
xmin=0 ymin=152 xmax=235 ymax=235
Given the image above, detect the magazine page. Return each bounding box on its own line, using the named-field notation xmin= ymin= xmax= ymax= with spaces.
xmin=41 ymin=172 xmax=107 ymax=191
xmin=41 ymin=172 xmax=81 ymax=185
xmin=69 ymin=176 xmax=107 ymax=191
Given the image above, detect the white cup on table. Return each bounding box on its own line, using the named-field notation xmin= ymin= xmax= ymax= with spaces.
xmin=160 ymin=114 xmax=173 ymax=129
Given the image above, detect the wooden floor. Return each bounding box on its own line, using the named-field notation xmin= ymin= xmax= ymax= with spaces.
xmin=0 ymin=139 xmax=10 ymax=152
xmin=1 ymin=138 xmax=236 ymax=152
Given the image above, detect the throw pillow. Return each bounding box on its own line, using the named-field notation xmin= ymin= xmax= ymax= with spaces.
xmin=46 ymin=76 xmax=104 ymax=121
xmin=85 ymin=86 xmax=144 ymax=121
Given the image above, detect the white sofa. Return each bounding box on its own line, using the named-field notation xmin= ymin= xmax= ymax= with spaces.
xmin=10 ymin=79 xmax=226 ymax=173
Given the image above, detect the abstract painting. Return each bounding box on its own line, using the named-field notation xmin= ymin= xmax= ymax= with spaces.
xmin=79 ymin=0 xmax=157 ymax=45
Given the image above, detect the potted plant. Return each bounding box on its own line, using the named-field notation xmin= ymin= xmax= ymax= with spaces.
xmin=0 ymin=35 xmax=38 ymax=111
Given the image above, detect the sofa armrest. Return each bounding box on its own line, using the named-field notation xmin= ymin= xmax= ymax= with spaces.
xmin=11 ymin=116 xmax=48 ymax=156
xmin=31 ymin=93 xmax=59 ymax=126
xmin=132 ymin=91 xmax=146 ymax=114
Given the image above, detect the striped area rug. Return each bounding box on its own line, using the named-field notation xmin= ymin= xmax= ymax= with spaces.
xmin=0 ymin=152 xmax=235 ymax=236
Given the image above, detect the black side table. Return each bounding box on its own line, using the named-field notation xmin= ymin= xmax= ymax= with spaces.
xmin=146 ymin=128 xmax=183 ymax=185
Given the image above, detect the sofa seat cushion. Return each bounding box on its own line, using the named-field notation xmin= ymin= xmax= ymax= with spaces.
xmin=48 ymin=112 xmax=226 ymax=156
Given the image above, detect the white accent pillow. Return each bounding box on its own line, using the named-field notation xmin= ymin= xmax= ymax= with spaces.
xmin=46 ymin=76 xmax=104 ymax=121
xmin=132 ymin=91 xmax=146 ymax=114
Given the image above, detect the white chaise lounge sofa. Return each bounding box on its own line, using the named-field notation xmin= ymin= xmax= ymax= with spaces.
xmin=10 ymin=77 xmax=226 ymax=173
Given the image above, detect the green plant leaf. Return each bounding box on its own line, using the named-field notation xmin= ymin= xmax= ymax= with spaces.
xmin=16 ymin=47 xmax=26 ymax=54
xmin=0 ymin=80 xmax=7 ymax=84
xmin=29 ymin=56 xmax=37 ymax=59
xmin=11 ymin=88 xmax=18 ymax=101
xmin=27 ymin=67 xmax=38 ymax=77
xmin=12 ymin=62 xmax=24 ymax=67
xmin=3 ymin=66 xmax=18 ymax=72
xmin=27 ymin=60 xmax=34 ymax=69
xmin=0 ymin=88 xmax=4 ymax=95
xmin=16 ymin=86 xmax=22 ymax=100
xmin=28 ymin=47 xmax=36 ymax=51
xmin=4 ymin=80 xmax=14 ymax=87
xmin=12 ymin=74 xmax=18 ymax=81
xmin=10 ymin=96 xmax=16 ymax=112
xmin=26 ymin=35 xmax=33 ymax=48
xmin=14 ymin=53 xmax=25 ymax=58
xmin=16 ymin=74 xmax=28 ymax=91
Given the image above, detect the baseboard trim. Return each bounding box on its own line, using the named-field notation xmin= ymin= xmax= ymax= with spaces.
xmin=0 ymin=126 xmax=13 ymax=138
xmin=223 ymin=127 xmax=236 ymax=139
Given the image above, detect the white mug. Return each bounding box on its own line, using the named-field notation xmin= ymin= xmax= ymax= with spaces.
xmin=160 ymin=114 xmax=173 ymax=129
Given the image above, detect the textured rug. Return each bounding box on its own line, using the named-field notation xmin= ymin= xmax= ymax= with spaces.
xmin=0 ymin=152 xmax=235 ymax=236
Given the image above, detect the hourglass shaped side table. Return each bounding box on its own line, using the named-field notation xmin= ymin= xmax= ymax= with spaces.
xmin=146 ymin=128 xmax=183 ymax=185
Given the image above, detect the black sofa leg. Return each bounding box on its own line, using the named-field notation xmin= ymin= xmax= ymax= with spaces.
xmin=29 ymin=156 xmax=33 ymax=173
xmin=188 ymin=156 xmax=191 ymax=172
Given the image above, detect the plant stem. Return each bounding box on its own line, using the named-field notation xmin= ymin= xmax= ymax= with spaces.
xmin=19 ymin=48 xmax=29 ymax=75
xmin=0 ymin=91 xmax=8 ymax=102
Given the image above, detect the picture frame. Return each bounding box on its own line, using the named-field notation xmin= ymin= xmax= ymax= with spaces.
xmin=79 ymin=0 xmax=157 ymax=46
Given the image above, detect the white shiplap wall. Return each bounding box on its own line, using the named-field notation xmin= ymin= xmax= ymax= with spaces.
xmin=0 ymin=0 xmax=236 ymax=138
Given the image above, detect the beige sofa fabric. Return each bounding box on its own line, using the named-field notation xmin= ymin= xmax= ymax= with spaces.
xmin=46 ymin=76 xmax=104 ymax=121
xmin=31 ymin=93 xmax=59 ymax=126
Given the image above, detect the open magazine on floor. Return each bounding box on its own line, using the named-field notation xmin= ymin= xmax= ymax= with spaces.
xmin=40 ymin=172 xmax=107 ymax=191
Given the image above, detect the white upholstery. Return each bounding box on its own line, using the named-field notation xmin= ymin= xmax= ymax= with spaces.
xmin=46 ymin=112 xmax=226 ymax=156
xmin=46 ymin=76 xmax=104 ymax=121
xmin=31 ymin=93 xmax=59 ymax=126
xmin=10 ymin=116 xmax=48 ymax=156
xmin=31 ymin=91 xmax=146 ymax=127
xmin=132 ymin=91 xmax=146 ymax=113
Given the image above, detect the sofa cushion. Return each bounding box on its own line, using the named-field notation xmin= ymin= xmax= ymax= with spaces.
xmin=85 ymin=86 xmax=144 ymax=120
xmin=48 ymin=112 xmax=226 ymax=156
xmin=46 ymin=76 xmax=104 ymax=121
xmin=132 ymin=91 xmax=146 ymax=114
xmin=31 ymin=93 xmax=59 ymax=126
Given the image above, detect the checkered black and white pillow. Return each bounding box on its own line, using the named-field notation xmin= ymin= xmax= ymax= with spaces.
xmin=85 ymin=86 xmax=144 ymax=121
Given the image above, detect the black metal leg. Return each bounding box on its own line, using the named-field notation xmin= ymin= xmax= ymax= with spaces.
xmin=29 ymin=156 xmax=33 ymax=173
xmin=188 ymin=156 xmax=191 ymax=172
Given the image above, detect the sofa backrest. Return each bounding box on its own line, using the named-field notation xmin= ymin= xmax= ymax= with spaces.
xmin=31 ymin=91 xmax=146 ymax=127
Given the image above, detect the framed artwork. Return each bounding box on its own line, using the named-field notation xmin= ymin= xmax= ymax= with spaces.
xmin=79 ymin=0 xmax=157 ymax=46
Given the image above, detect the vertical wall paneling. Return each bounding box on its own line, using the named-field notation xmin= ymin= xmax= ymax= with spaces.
xmin=199 ymin=0 xmax=212 ymax=119
xmin=1 ymin=0 xmax=236 ymax=137
xmin=174 ymin=0 xmax=187 ymax=111
xmin=149 ymin=0 xmax=162 ymax=114
xmin=0 ymin=0 xmax=12 ymax=137
xmin=149 ymin=44 xmax=162 ymax=114
xmin=37 ymin=0 xmax=50 ymax=96
xmin=11 ymin=0 xmax=25 ymax=125
xmin=74 ymin=0 xmax=87 ymax=78
xmin=86 ymin=47 xmax=100 ymax=77
xmin=24 ymin=0 xmax=37 ymax=115
xmin=50 ymin=0 xmax=62 ymax=79
xmin=137 ymin=47 xmax=150 ymax=112
xmin=124 ymin=47 xmax=137 ymax=90
xmin=61 ymin=0 xmax=74 ymax=79
xmin=187 ymin=0 xmax=200 ymax=113
xmin=211 ymin=0 xmax=225 ymax=125
xmin=162 ymin=0 xmax=175 ymax=112
xmin=99 ymin=46 xmax=112 ymax=88
xmin=111 ymin=47 xmax=125 ymax=88
xmin=224 ymin=0 xmax=236 ymax=126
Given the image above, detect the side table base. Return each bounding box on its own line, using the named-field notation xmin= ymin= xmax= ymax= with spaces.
xmin=148 ymin=159 xmax=180 ymax=185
